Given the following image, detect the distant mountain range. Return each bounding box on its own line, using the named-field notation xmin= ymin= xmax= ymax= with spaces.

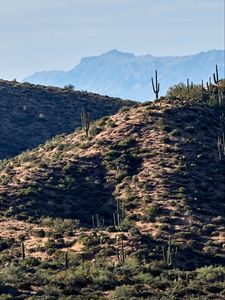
xmin=24 ymin=49 xmax=225 ymax=101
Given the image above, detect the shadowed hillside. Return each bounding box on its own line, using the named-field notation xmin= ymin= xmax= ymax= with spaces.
xmin=0 ymin=79 xmax=135 ymax=159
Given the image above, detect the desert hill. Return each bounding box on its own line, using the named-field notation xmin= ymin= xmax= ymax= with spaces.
xmin=0 ymin=79 xmax=135 ymax=159
xmin=0 ymin=82 xmax=225 ymax=249
xmin=0 ymin=81 xmax=225 ymax=299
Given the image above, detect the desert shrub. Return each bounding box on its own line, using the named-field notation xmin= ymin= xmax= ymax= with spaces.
xmin=54 ymin=263 xmax=92 ymax=293
xmin=129 ymin=227 xmax=142 ymax=239
xmin=112 ymin=285 xmax=134 ymax=299
xmin=63 ymin=84 xmax=75 ymax=91
xmin=146 ymin=205 xmax=161 ymax=222
xmin=116 ymin=138 xmax=136 ymax=150
xmin=92 ymin=268 xmax=115 ymax=289
xmin=89 ymin=126 xmax=102 ymax=136
xmin=119 ymin=218 xmax=132 ymax=231
xmin=33 ymin=229 xmax=45 ymax=238
xmin=43 ymin=284 xmax=62 ymax=297
xmin=134 ymin=271 xmax=154 ymax=284
xmin=0 ymin=295 xmax=15 ymax=300
xmin=167 ymin=83 xmax=202 ymax=98
xmin=0 ymin=238 xmax=14 ymax=251
xmin=202 ymin=224 xmax=216 ymax=234
xmin=119 ymin=107 xmax=130 ymax=114
xmin=196 ymin=266 xmax=225 ymax=283
xmin=107 ymin=120 xmax=117 ymax=128
xmin=41 ymin=217 xmax=79 ymax=235
xmin=171 ymin=129 xmax=181 ymax=136
xmin=21 ymin=257 xmax=40 ymax=267
xmin=0 ymin=265 xmax=30 ymax=289
xmin=90 ymin=117 xmax=109 ymax=136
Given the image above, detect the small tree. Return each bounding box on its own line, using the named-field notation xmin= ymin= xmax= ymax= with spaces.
xmin=64 ymin=84 xmax=75 ymax=91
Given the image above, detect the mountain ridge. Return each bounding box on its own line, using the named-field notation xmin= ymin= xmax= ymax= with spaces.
xmin=24 ymin=49 xmax=225 ymax=101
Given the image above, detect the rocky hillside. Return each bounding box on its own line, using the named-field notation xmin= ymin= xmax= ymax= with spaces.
xmin=1 ymin=85 xmax=225 ymax=251
xmin=0 ymin=79 xmax=135 ymax=159
xmin=0 ymin=82 xmax=224 ymax=299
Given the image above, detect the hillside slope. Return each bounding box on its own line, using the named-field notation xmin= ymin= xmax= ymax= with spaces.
xmin=24 ymin=49 xmax=225 ymax=101
xmin=0 ymin=87 xmax=224 ymax=256
xmin=0 ymin=80 xmax=135 ymax=159
xmin=0 ymin=83 xmax=225 ymax=299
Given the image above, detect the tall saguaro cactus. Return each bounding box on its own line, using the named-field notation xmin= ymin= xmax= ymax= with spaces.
xmin=21 ymin=241 xmax=25 ymax=260
xmin=201 ymin=80 xmax=204 ymax=101
xmin=81 ymin=107 xmax=90 ymax=138
xmin=187 ymin=78 xmax=190 ymax=93
xmin=162 ymin=236 xmax=177 ymax=268
xmin=213 ymin=65 xmax=219 ymax=84
xmin=65 ymin=252 xmax=69 ymax=269
xmin=151 ymin=70 xmax=160 ymax=99
xmin=113 ymin=199 xmax=125 ymax=229
xmin=92 ymin=214 xmax=104 ymax=228
xmin=116 ymin=240 xmax=126 ymax=265
xmin=207 ymin=77 xmax=213 ymax=96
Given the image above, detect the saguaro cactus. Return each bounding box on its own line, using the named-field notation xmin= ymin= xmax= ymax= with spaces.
xmin=151 ymin=70 xmax=160 ymax=99
xmin=187 ymin=78 xmax=190 ymax=93
xmin=217 ymin=112 xmax=225 ymax=161
xmin=201 ymin=80 xmax=204 ymax=101
xmin=21 ymin=241 xmax=25 ymax=260
xmin=162 ymin=236 xmax=177 ymax=268
xmin=217 ymin=135 xmax=225 ymax=160
xmin=220 ymin=113 xmax=225 ymax=131
xmin=116 ymin=240 xmax=126 ymax=265
xmin=207 ymin=77 xmax=213 ymax=96
xmin=213 ymin=65 xmax=219 ymax=84
xmin=65 ymin=252 xmax=69 ymax=269
xmin=113 ymin=200 xmax=125 ymax=229
xmin=92 ymin=214 xmax=104 ymax=228
xmin=81 ymin=107 xmax=90 ymax=137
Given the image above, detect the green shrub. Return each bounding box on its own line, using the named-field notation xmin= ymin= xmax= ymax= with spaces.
xmin=146 ymin=204 xmax=161 ymax=222
xmin=167 ymin=83 xmax=202 ymax=98
xmin=196 ymin=266 xmax=225 ymax=283
xmin=33 ymin=229 xmax=45 ymax=238
xmin=0 ymin=265 xmax=30 ymax=289
xmin=112 ymin=285 xmax=134 ymax=299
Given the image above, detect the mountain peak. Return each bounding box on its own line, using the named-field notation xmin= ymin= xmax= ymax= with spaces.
xmin=103 ymin=49 xmax=135 ymax=58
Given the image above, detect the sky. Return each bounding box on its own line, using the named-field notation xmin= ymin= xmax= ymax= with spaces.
xmin=0 ymin=0 xmax=224 ymax=80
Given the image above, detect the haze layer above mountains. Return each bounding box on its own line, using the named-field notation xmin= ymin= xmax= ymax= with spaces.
xmin=24 ymin=49 xmax=225 ymax=101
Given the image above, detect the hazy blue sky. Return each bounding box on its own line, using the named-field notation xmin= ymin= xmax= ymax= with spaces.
xmin=0 ymin=0 xmax=224 ymax=80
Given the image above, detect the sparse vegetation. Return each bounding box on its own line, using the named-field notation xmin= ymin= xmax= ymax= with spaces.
xmin=0 ymin=77 xmax=224 ymax=298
